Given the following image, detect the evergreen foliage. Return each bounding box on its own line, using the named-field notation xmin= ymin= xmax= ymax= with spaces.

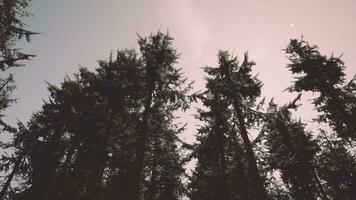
xmin=0 ymin=0 xmax=35 ymax=131
xmin=285 ymin=39 xmax=356 ymax=140
xmin=263 ymin=100 xmax=327 ymax=200
xmin=0 ymin=32 xmax=194 ymax=200
xmin=315 ymin=131 xmax=356 ymax=200
xmin=0 ymin=16 xmax=355 ymax=199
xmin=0 ymin=1 xmax=35 ymax=199
xmin=190 ymin=51 xmax=268 ymax=200
xmin=0 ymin=0 xmax=36 ymax=69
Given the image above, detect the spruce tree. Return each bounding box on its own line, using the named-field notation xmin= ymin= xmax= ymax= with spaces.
xmin=127 ymin=32 xmax=193 ymax=200
xmin=284 ymin=38 xmax=356 ymax=199
xmin=4 ymin=32 xmax=192 ymax=200
xmin=263 ymin=100 xmax=329 ymax=200
xmin=0 ymin=0 xmax=36 ymax=125
xmin=0 ymin=0 xmax=36 ymax=198
xmin=285 ymin=38 xmax=356 ymax=141
xmin=190 ymin=87 xmax=241 ymax=200
xmin=190 ymin=51 xmax=268 ymax=200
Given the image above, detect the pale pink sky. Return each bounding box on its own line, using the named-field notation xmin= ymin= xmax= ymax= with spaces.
xmin=5 ymin=0 xmax=356 ymax=143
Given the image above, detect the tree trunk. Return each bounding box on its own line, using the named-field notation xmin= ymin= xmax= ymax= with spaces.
xmin=221 ymin=64 xmax=267 ymax=199
xmin=128 ymin=79 xmax=155 ymax=200
xmin=230 ymin=127 xmax=249 ymax=199
xmin=233 ymin=101 xmax=267 ymax=199
xmin=218 ymin=133 xmax=228 ymax=200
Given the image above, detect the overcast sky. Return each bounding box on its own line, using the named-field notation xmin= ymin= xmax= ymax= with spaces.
xmin=5 ymin=0 xmax=356 ymax=143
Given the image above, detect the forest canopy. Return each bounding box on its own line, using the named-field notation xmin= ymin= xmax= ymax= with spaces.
xmin=1 ymin=1 xmax=356 ymax=200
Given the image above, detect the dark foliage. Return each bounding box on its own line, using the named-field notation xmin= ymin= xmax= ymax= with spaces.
xmin=190 ymin=51 xmax=269 ymax=200
xmin=0 ymin=20 xmax=355 ymax=200
xmin=263 ymin=100 xmax=327 ymax=200
xmin=0 ymin=1 xmax=35 ymax=199
xmin=285 ymin=38 xmax=356 ymax=140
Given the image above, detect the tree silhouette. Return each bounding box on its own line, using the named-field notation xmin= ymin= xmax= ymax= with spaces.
xmin=3 ymin=32 xmax=194 ymax=200
xmin=285 ymin=38 xmax=356 ymax=199
xmin=127 ymin=32 xmax=194 ymax=200
xmin=190 ymin=51 xmax=268 ymax=200
xmin=263 ymin=99 xmax=329 ymax=200
xmin=285 ymin=38 xmax=356 ymax=141
xmin=1 ymin=24 xmax=356 ymax=200
xmin=0 ymin=0 xmax=36 ymax=198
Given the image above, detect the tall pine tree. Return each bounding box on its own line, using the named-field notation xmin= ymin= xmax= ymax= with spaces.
xmin=4 ymin=32 xmax=193 ymax=200
xmin=190 ymin=51 xmax=268 ymax=200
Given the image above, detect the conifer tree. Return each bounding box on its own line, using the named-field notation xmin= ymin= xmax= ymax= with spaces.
xmin=127 ymin=32 xmax=193 ymax=200
xmin=190 ymin=87 xmax=240 ymax=200
xmin=0 ymin=0 xmax=35 ymax=140
xmin=0 ymin=0 xmax=36 ymax=198
xmin=284 ymin=38 xmax=356 ymax=199
xmin=3 ymin=32 xmax=192 ymax=200
xmin=190 ymin=51 xmax=268 ymax=200
xmin=285 ymin=38 xmax=356 ymax=141
xmin=263 ymin=100 xmax=329 ymax=200
xmin=0 ymin=0 xmax=36 ymax=126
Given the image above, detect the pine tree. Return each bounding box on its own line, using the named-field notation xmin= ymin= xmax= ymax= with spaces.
xmin=284 ymin=38 xmax=356 ymax=199
xmin=0 ymin=1 xmax=36 ymax=198
xmin=0 ymin=0 xmax=36 ymax=121
xmin=285 ymin=38 xmax=356 ymax=141
xmin=190 ymin=89 xmax=241 ymax=200
xmin=190 ymin=51 xmax=268 ymax=200
xmin=19 ymin=49 xmax=144 ymax=200
xmin=4 ymin=32 xmax=192 ymax=200
xmin=127 ymin=32 xmax=193 ymax=200
xmin=263 ymin=100 xmax=329 ymax=200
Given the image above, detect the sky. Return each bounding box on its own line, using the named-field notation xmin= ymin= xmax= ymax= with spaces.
xmin=4 ymin=0 xmax=356 ymax=143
